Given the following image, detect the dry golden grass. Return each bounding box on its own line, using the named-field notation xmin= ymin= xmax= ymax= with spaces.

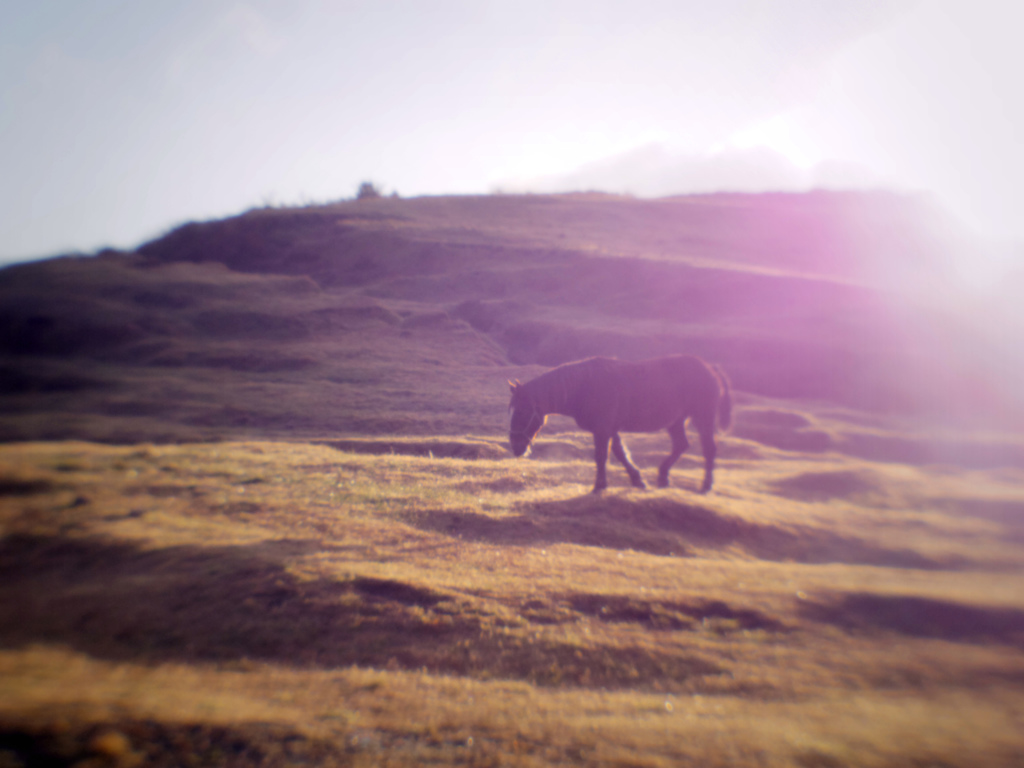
xmin=2 ymin=192 xmax=1024 ymax=764
xmin=2 ymin=433 xmax=1024 ymax=766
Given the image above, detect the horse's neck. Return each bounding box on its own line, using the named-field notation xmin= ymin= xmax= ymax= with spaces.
xmin=534 ymin=368 xmax=575 ymax=417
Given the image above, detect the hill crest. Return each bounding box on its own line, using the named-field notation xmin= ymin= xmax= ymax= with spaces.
xmin=0 ymin=190 xmax=1020 ymax=445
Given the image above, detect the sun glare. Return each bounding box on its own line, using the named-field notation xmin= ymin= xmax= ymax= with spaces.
xmin=728 ymin=113 xmax=817 ymax=170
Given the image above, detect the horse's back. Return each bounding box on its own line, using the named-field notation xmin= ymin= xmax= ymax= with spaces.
xmin=638 ymin=354 xmax=711 ymax=376
xmin=568 ymin=355 xmax=717 ymax=395
xmin=573 ymin=354 xmax=708 ymax=377
xmin=566 ymin=355 xmax=718 ymax=433
xmin=631 ymin=355 xmax=719 ymax=413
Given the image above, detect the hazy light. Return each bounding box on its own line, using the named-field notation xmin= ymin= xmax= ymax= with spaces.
xmin=0 ymin=1 xmax=1021 ymax=267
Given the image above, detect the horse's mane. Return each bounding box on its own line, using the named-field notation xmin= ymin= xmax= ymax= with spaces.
xmin=526 ymin=358 xmax=593 ymax=414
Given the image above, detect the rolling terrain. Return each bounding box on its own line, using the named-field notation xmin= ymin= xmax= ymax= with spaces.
xmin=2 ymin=191 xmax=1022 ymax=444
xmin=1 ymin=191 xmax=1023 ymax=766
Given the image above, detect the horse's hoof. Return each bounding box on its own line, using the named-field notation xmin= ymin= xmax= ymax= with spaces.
xmin=631 ymin=478 xmax=647 ymax=490
xmin=657 ymin=479 xmax=669 ymax=489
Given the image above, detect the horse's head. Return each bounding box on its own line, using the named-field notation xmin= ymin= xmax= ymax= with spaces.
xmin=508 ymin=380 xmax=547 ymax=457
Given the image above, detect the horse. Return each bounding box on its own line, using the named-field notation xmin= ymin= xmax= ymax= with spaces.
xmin=508 ymin=355 xmax=732 ymax=493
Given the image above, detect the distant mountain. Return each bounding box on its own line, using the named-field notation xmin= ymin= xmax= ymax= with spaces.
xmin=0 ymin=191 xmax=1019 ymax=444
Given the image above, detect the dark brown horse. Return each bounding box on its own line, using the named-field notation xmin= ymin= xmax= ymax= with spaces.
xmin=508 ymin=355 xmax=732 ymax=493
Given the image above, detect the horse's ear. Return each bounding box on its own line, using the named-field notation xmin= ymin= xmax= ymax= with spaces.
xmin=508 ymin=379 xmax=520 ymax=394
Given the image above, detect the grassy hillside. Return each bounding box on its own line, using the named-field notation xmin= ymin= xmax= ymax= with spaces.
xmin=2 ymin=438 xmax=1024 ymax=766
xmin=1 ymin=191 xmax=1021 ymax=447
xmin=2 ymin=191 xmax=1024 ymax=765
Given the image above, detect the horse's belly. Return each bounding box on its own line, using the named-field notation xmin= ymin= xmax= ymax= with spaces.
xmin=621 ymin=412 xmax=680 ymax=433
xmin=618 ymin=398 xmax=685 ymax=432
xmin=572 ymin=371 xmax=688 ymax=434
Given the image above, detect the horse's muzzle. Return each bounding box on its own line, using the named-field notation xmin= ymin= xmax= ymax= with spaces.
xmin=509 ymin=437 xmax=531 ymax=457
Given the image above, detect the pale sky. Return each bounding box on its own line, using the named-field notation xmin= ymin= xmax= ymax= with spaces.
xmin=1 ymin=0 xmax=1022 ymax=266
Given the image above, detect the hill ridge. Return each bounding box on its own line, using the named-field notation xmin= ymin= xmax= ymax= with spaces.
xmin=1 ymin=190 xmax=1021 ymax=445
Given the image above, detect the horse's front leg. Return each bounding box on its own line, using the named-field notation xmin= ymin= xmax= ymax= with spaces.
xmin=658 ymin=420 xmax=689 ymax=488
xmin=592 ymin=433 xmax=611 ymax=493
xmin=611 ymin=433 xmax=646 ymax=489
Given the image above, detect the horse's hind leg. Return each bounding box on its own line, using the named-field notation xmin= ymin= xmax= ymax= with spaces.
xmin=657 ymin=419 xmax=689 ymax=488
xmin=611 ymin=433 xmax=646 ymax=489
xmin=695 ymin=415 xmax=717 ymax=494
xmin=592 ymin=433 xmax=611 ymax=493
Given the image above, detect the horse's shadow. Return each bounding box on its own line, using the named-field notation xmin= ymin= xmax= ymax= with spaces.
xmin=409 ymin=493 xmax=958 ymax=570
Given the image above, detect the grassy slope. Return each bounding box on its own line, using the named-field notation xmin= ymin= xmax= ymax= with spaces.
xmin=1 ymin=192 xmax=1024 ymax=765
xmin=2 ymin=439 xmax=1024 ymax=766
xmin=1 ymin=191 xmax=1022 ymax=447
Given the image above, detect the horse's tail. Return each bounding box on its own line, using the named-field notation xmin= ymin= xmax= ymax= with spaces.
xmin=712 ymin=364 xmax=733 ymax=432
